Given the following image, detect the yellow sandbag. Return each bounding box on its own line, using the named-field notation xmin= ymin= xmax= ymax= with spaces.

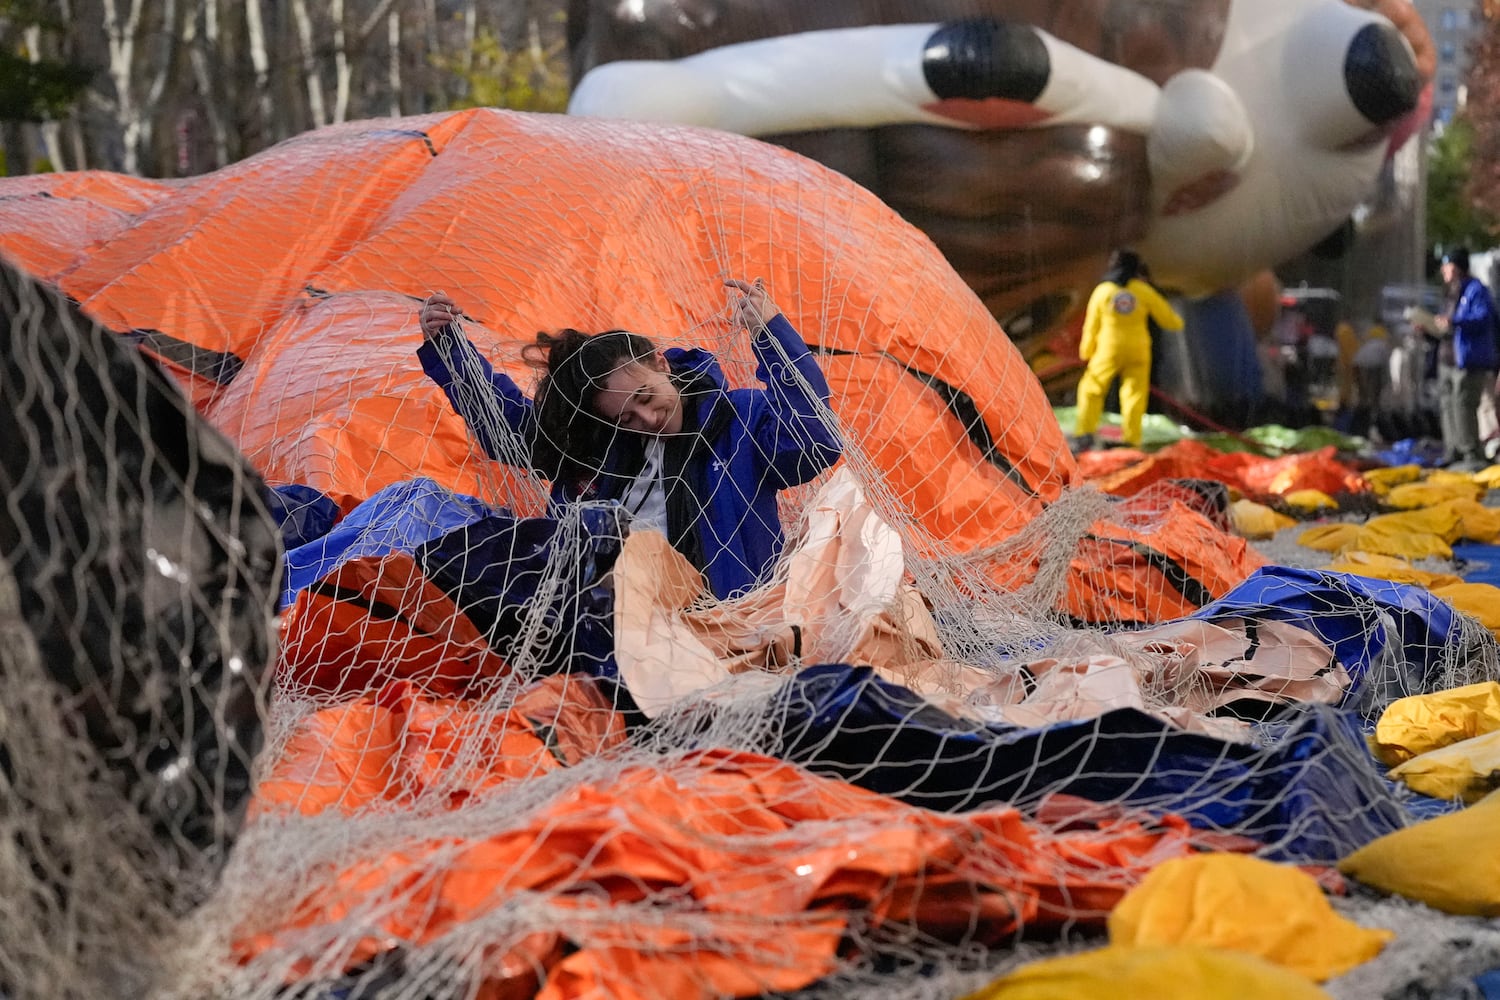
xmin=1284 ymin=489 xmax=1338 ymax=513
xmin=1107 ymin=854 xmax=1391 ymax=982
xmin=1298 ymin=523 xmax=1360 ymax=553
xmin=1339 ymin=787 xmax=1500 ymax=916
xmin=1354 ymin=529 xmax=1452 ymax=560
xmin=1231 ymin=499 xmax=1297 ymax=540
xmin=1300 ymin=515 xmax=1453 ymax=560
xmin=1431 ymin=583 xmax=1500 ymax=634
xmin=1366 ymin=505 xmax=1462 ymax=536
xmin=1436 ymin=499 xmax=1500 ymax=544
xmin=1362 ymin=464 xmax=1423 ymax=496
xmin=1387 ymin=729 xmax=1500 ymax=802
xmin=1428 ymin=468 xmax=1490 ymax=490
xmin=960 ymin=945 xmax=1331 ymax=1000
xmin=1373 ymin=682 xmax=1500 ymax=764
xmin=1382 ymin=479 xmax=1482 ymax=510
xmin=1366 ymin=505 xmax=1463 ymax=541
xmin=1323 ymin=551 xmax=1463 ymax=589
xmin=1351 ymin=515 xmax=1454 ymax=560
xmin=1473 ymin=464 xmax=1500 ymax=490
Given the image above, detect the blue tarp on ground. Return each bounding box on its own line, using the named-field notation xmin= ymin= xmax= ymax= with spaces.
xmin=1454 ymin=542 xmax=1500 ymax=588
xmin=276 ymin=477 xmax=496 ymax=609
xmin=765 ymin=664 xmax=1408 ymax=864
xmin=415 ymin=507 xmax=620 ymax=675
xmin=1192 ymin=565 xmax=1494 ymax=712
xmin=1371 ymin=437 xmax=1449 ymax=469
xmin=1475 ymin=968 xmax=1500 ymax=1000
xmin=264 ymin=483 xmax=344 ymax=557
xmin=276 ymin=477 xmax=621 ymax=674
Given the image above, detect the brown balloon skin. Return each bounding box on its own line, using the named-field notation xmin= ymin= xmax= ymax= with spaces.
xmin=568 ymin=0 xmax=1434 ymax=387
xmin=567 ymin=0 xmax=1230 ymax=371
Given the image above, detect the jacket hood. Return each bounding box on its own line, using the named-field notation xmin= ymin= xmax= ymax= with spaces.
xmin=665 ymin=345 xmax=734 ymax=427
xmin=666 ymin=345 xmax=728 ymax=390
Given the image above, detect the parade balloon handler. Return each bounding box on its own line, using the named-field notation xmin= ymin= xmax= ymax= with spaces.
xmin=1072 ymin=249 xmax=1184 ymax=451
xmin=1432 ymin=247 xmax=1500 ymax=471
xmin=417 ymin=278 xmax=843 ymax=600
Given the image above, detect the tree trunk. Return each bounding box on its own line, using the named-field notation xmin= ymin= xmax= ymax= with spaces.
xmin=331 ymin=0 xmax=350 ymax=124
xmin=423 ymin=0 xmax=442 ymax=113
xmin=186 ymin=0 xmax=231 ymax=169
xmin=498 ymin=0 xmax=530 ymax=49
xmin=242 ymin=0 xmax=276 ymax=143
xmin=65 ymin=118 xmax=87 ymax=172
xmin=290 ymin=0 xmax=328 ymax=128
xmin=138 ymin=0 xmax=181 ymax=171
xmin=101 ymin=0 xmax=143 ymax=172
xmin=387 ymin=9 xmax=402 ymax=118
xmin=461 ymin=0 xmax=477 ymax=82
xmin=23 ymin=26 xmax=69 ymax=171
xmin=2 ymin=121 xmax=29 ymax=177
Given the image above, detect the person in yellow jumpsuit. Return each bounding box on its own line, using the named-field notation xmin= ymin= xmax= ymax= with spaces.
xmin=1073 ymin=249 xmax=1184 ymax=450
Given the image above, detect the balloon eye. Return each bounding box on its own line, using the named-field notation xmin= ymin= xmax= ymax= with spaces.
xmin=1283 ymin=6 xmax=1420 ymax=148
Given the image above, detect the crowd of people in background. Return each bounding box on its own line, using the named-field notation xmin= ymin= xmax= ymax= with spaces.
xmin=1080 ymin=242 xmax=1500 ymax=470
xmin=1116 ymin=246 xmax=1500 ymax=470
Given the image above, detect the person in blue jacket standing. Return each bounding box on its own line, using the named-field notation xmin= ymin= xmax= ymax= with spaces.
xmin=416 ymin=278 xmax=843 ymax=600
xmin=1434 ymin=247 xmax=1500 ymax=469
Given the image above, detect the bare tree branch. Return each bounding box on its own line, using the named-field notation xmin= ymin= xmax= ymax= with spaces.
xmin=356 ymin=0 xmax=401 ymax=45
xmin=242 ymin=0 xmax=275 ymax=144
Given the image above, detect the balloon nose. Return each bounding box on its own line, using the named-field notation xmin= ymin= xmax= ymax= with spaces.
xmin=1345 ymin=21 xmax=1421 ymax=127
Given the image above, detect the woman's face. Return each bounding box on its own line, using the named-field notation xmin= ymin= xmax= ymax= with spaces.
xmin=592 ymin=352 xmax=685 ymax=435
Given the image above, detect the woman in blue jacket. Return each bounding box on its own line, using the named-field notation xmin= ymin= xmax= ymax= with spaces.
xmin=1434 ymin=247 xmax=1500 ymax=469
xmin=416 ymin=279 xmax=843 ymax=599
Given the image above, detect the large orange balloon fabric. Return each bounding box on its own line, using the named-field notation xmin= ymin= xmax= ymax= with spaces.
xmin=0 ymin=109 xmax=1068 ymax=546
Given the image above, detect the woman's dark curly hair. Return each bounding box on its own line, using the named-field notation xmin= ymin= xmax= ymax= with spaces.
xmin=1104 ymin=248 xmax=1144 ymax=285
xmin=524 ymin=327 xmax=661 ymax=485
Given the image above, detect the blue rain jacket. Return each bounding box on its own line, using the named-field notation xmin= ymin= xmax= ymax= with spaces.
xmin=1450 ymin=275 xmax=1500 ymax=371
xmin=417 ymin=313 xmax=842 ymax=598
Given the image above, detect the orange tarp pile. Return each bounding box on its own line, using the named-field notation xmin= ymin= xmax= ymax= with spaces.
xmin=244 ymin=678 xmax=1252 ymax=1000
xmin=253 ymin=677 xmax=629 ymax=816
xmin=1080 ymin=441 xmax=1366 ymax=502
xmin=987 ymin=482 xmax=1266 ymax=624
xmin=0 ymin=110 xmax=1373 ymax=996
xmin=277 ymin=549 xmax=512 ymax=695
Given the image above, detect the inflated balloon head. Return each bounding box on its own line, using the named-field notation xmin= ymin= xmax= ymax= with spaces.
xmin=570 ymin=0 xmax=1432 ymax=313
